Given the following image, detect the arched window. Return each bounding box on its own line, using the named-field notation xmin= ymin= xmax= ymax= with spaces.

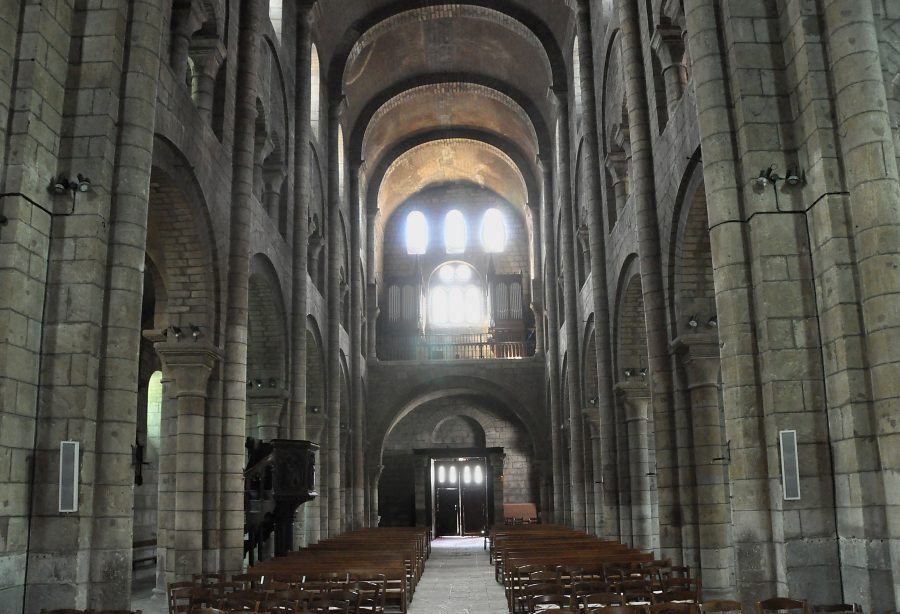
xmin=444 ymin=209 xmax=466 ymax=254
xmin=310 ymin=44 xmax=320 ymax=140
xmin=428 ymin=263 xmax=483 ymax=327
xmin=405 ymin=211 xmax=428 ymax=254
xmin=474 ymin=464 xmax=484 ymax=484
xmin=481 ymin=208 xmax=507 ymax=252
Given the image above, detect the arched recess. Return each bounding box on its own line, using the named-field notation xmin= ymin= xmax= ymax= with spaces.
xmin=670 ymin=154 xmax=715 ymax=337
xmin=378 ymin=391 xmax=534 ymax=527
xmin=246 ymin=254 xmax=289 ymax=439
xmin=137 ymin=141 xmax=221 ymax=583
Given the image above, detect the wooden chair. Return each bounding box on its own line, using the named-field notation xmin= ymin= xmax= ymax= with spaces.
xmin=586 ymin=607 xmax=645 ymax=614
xmin=756 ymin=598 xmax=809 ymax=614
xmin=651 ymin=604 xmax=700 ymax=614
xmin=353 ymin=580 xmax=385 ymax=614
xmin=660 ymin=590 xmax=701 ymax=604
xmin=170 ymin=580 xmax=198 ymax=614
xmin=702 ymin=601 xmax=744 ymax=614
xmin=581 ymin=592 xmax=626 ymax=611
xmin=623 ymin=589 xmax=657 ymax=606
xmin=517 ymin=582 xmax=564 ymax=613
xmin=527 ymin=592 xmax=570 ymax=613
xmin=262 ymin=598 xmax=303 ymax=614
xmin=217 ymin=594 xmax=260 ymax=612
xmin=306 ymin=598 xmax=355 ymax=614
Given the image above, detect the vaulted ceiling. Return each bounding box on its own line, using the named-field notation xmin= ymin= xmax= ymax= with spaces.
xmin=311 ymin=1 xmax=575 ymax=224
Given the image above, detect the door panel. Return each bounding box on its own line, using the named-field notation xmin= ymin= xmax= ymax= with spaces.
xmin=435 ymin=487 xmax=459 ymax=537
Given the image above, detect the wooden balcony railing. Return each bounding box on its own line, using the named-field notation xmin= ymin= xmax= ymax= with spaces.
xmin=378 ymin=331 xmax=535 ymax=361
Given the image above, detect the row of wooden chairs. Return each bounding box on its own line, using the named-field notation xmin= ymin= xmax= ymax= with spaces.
xmin=513 ymin=599 xmax=859 ymax=614
xmin=41 ymin=610 xmax=140 ymax=614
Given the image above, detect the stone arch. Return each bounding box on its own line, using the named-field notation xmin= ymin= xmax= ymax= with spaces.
xmin=247 ymin=253 xmax=288 ymax=387
xmin=148 ymin=139 xmax=221 ymax=341
xmin=669 ymin=154 xmax=715 ymax=338
xmin=614 ymin=256 xmax=648 ymax=382
xmin=431 ymin=414 xmax=487 ymax=448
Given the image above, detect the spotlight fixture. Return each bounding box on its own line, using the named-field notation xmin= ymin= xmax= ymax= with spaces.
xmin=707 ymin=316 xmax=718 ymax=328
xmin=189 ymin=324 xmax=201 ymax=340
xmin=49 ymin=173 xmax=92 ymax=195
xmin=255 ymin=379 xmax=262 ymax=389
xmin=785 ymin=168 xmax=805 ymax=186
xmin=268 ymin=377 xmax=277 ymax=388
xmin=309 ymin=405 xmax=320 ymax=414
xmin=687 ymin=316 xmax=699 ymax=329
xmin=754 ymin=166 xmax=780 ymax=189
xmin=170 ymin=325 xmax=183 ymax=340
xmin=640 ymin=367 xmax=647 ymax=377
xmin=76 ymin=174 xmax=91 ymax=193
xmin=589 ymin=397 xmax=598 ymax=406
xmin=246 ymin=381 xmax=253 ymax=389
xmin=624 ymin=368 xmax=633 ymax=377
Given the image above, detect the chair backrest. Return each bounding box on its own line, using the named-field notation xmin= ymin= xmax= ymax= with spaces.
xmin=307 ymin=598 xmax=352 ymax=614
xmin=623 ymin=590 xmax=656 ymax=606
xmin=581 ymin=592 xmax=626 ymax=608
xmin=586 ymin=606 xmax=645 ymax=614
xmin=527 ymin=592 xmax=569 ymax=612
xmin=651 ymin=603 xmax=700 ymax=614
xmin=702 ymin=601 xmax=744 ymax=614
xmin=262 ymin=598 xmax=301 ymax=614
xmin=757 ymin=598 xmax=809 ymax=614
xmin=661 ymin=589 xmax=700 ymax=604
xmin=217 ymin=595 xmax=260 ymax=612
xmin=169 ymin=580 xmax=197 ymax=614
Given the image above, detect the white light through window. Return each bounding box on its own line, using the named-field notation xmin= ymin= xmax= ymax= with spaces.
xmin=437 ymin=465 xmax=446 ymax=484
xmin=406 ymin=211 xmax=428 ymax=254
xmin=444 ymin=210 xmax=466 ymax=253
xmin=463 ymin=465 xmax=472 ymax=484
xmin=481 ymin=208 xmax=507 ymax=253
xmin=448 ymin=287 xmax=464 ymax=324
xmin=474 ymin=465 xmax=484 ymax=484
xmin=439 ymin=264 xmax=455 ymax=283
xmin=449 ymin=466 xmax=457 ymax=484
xmin=455 ymin=265 xmax=472 ymax=282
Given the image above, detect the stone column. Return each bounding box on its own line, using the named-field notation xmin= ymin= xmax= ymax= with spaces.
xmin=413 ymin=456 xmax=429 ymax=528
xmin=489 ymin=454 xmax=506 ymax=527
xmin=369 ymin=464 xmax=384 ymax=527
xmin=325 ymin=102 xmax=342 ymax=537
xmin=650 ymin=25 xmax=686 ymax=117
xmin=169 ymin=2 xmax=202 ymax=76
xmin=616 ymin=380 xmax=653 ymax=552
xmin=263 ymin=171 xmax=284 ymax=219
xmin=188 ymin=36 xmax=225 ymax=123
xmin=154 ymin=343 xmax=220 ymax=581
xmin=249 ymin=389 xmax=288 ymax=441
xmin=290 ymin=3 xmax=313 ymax=445
xmin=349 ymin=165 xmax=366 ymax=529
xmin=585 ymin=415 xmax=605 ymax=536
xmin=305 ymin=414 xmax=324 ymax=545
xmin=219 ymin=0 xmax=263 ymax=575
xmin=554 ymin=91 xmax=586 ymax=532
xmin=365 ymin=210 xmax=379 ymax=359
xmin=823 ymin=0 xmax=900 ymax=600
xmin=617 ymin=0 xmax=675 ymax=559
xmin=154 ymin=372 xmax=176 ymax=597
xmin=539 ymin=159 xmax=565 ymax=522
xmin=673 ymin=334 xmax=735 ymax=597
xmin=530 ymin=204 xmax=545 ymax=355
xmin=575 ymin=3 xmax=618 ymax=538
xmin=582 ymin=410 xmax=596 ymax=535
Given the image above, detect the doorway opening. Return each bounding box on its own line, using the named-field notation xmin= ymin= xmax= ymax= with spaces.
xmin=431 ymin=457 xmax=488 ymax=536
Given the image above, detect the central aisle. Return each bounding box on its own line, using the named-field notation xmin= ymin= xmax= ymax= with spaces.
xmin=408 ymin=536 xmax=509 ymax=614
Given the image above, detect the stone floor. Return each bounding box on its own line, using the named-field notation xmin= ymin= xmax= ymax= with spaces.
xmin=408 ymin=536 xmax=508 ymax=614
xmin=130 ymin=536 xmax=507 ymax=614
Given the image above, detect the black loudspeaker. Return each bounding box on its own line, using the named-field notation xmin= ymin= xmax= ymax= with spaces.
xmin=779 ymin=430 xmax=801 ymax=501
xmin=59 ymin=441 xmax=80 ymax=512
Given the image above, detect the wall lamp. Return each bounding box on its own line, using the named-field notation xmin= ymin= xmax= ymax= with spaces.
xmin=755 ymin=166 xmax=805 ymax=190
xmin=687 ymin=316 xmax=699 ymax=329
xmin=309 ymin=405 xmax=321 ymax=414
xmin=588 ymin=397 xmax=597 ymax=406
xmin=754 ymin=166 xmax=780 ymax=189
xmin=50 ymin=174 xmax=91 ymax=195
xmin=623 ymin=368 xmax=633 ymax=377
xmin=170 ymin=325 xmax=183 ymax=340
xmin=268 ymin=377 xmax=277 ymax=388
xmin=189 ymin=324 xmax=201 ymax=340
xmin=707 ymin=316 xmax=718 ymax=328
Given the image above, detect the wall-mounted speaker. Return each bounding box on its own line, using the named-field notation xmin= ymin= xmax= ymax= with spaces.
xmin=59 ymin=441 xmax=80 ymax=513
xmin=779 ymin=430 xmax=800 ymax=501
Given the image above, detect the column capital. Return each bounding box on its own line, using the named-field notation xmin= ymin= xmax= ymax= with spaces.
xmin=188 ymin=35 xmax=226 ymax=76
xmin=671 ymin=333 xmax=721 ymax=388
xmin=614 ymin=380 xmax=650 ymax=422
xmin=650 ymin=25 xmax=685 ymax=68
xmin=248 ymin=388 xmax=289 ymax=425
xmin=147 ymin=332 xmax=221 ymax=397
xmin=605 ymin=151 xmax=627 ymax=182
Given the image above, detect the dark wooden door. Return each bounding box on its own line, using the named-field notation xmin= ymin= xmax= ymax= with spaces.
xmin=435 ymin=487 xmax=459 ymax=536
xmin=461 ymin=478 xmax=486 ymax=534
